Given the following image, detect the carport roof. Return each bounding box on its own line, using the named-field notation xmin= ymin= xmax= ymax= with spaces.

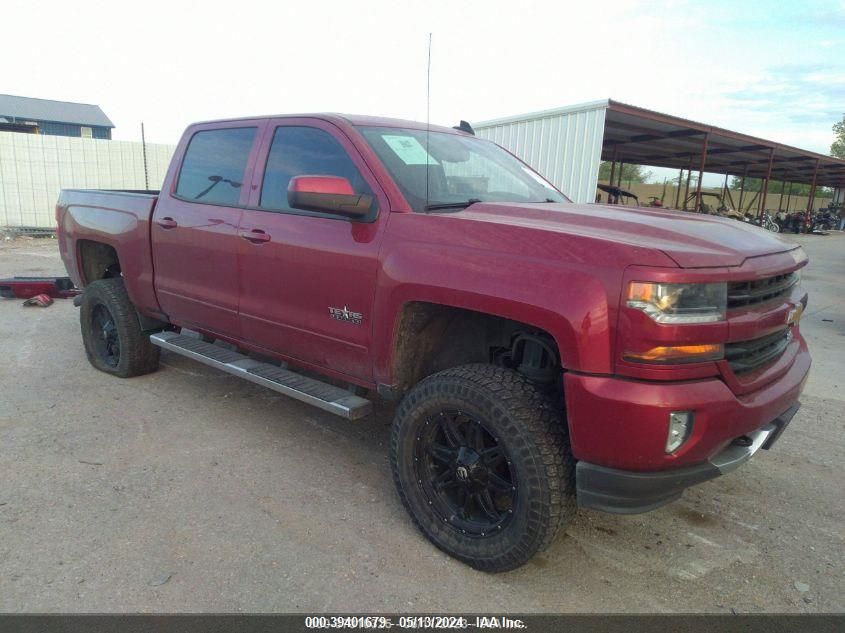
xmin=602 ymin=100 xmax=845 ymax=188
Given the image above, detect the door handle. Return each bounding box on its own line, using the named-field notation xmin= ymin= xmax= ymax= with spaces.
xmin=239 ymin=229 xmax=271 ymax=243
xmin=156 ymin=217 xmax=178 ymax=229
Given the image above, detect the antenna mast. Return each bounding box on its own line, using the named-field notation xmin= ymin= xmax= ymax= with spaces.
xmin=141 ymin=122 xmax=149 ymax=191
xmin=425 ymin=32 xmax=432 ymax=209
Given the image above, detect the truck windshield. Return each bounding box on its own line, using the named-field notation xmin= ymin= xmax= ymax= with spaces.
xmin=358 ymin=126 xmax=568 ymax=212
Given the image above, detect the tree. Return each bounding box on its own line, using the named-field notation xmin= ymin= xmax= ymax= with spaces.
xmin=598 ymin=162 xmax=652 ymax=185
xmin=832 ymin=113 xmax=845 ymax=159
xmin=729 ymin=177 xmax=829 ymax=198
xmin=730 ymin=176 xmax=763 ymax=193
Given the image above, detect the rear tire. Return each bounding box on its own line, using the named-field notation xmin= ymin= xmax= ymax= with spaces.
xmin=390 ymin=364 xmax=575 ymax=572
xmin=80 ymin=278 xmax=160 ymax=377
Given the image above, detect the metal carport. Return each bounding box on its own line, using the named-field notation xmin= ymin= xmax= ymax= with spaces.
xmin=473 ymin=99 xmax=845 ymax=221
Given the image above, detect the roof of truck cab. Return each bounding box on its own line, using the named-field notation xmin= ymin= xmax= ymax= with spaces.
xmin=188 ymin=113 xmax=465 ymax=135
xmin=333 ymin=114 xmax=462 ymax=134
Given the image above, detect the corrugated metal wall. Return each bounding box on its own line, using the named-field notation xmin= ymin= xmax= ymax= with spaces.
xmin=0 ymin=132 xmax=175 ymax=228
xmin=473 ymin=101 xmax=608 ymax=204
xmin=0 ymin=117 xmax=112 ymax=139
xmin=35 ymin=121 xmax=112 ymax=139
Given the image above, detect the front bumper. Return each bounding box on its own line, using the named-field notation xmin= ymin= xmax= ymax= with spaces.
xmin=564 ymin=335 xmax=810 ymax=471
xmin=576 ymin=402 xmax=799 ymax=514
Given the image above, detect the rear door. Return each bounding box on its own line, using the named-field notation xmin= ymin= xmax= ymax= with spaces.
xmin=237 ymin=118 xmax=390 ymax=381
xmin=152 ymin=121 xmax=264 ymax=337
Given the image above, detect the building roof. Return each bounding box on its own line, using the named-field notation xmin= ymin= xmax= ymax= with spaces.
xmin=475 ymin=99 xmax=845 ymax=189
xmin=0 ymin=94 xmax=114 ymax=128
xmin=602 ymin=100 xmax=845 ymax=189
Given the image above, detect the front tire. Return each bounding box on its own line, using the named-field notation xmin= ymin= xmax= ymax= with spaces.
xmin=80 ymin=278 xmax=160 ymax=377
xmin=390 ymin=364 xmax=575 ymax=572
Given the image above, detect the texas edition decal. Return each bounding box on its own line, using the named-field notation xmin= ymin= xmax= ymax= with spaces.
xmin=329 ymin=306 xmax=363 ymax=325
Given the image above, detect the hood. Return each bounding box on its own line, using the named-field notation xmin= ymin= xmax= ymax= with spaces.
xmin=457 ymin=202 xmax=799 ymax=268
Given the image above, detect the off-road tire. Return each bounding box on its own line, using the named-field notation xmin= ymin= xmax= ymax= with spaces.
xmin=80 ymin=278 xmax=160 ymax=377
xmin=390 ymin=364 xmax=576 ymax=572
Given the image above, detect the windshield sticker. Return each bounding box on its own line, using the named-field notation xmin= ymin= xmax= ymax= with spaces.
xmin=382 ymin=135 xmax=438 ymax=165
xmin=521 ymin=166 xmax=556 ymax=190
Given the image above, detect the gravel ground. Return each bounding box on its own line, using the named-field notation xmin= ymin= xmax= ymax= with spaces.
xmin=0 ymin=231 xmax=842 ymax=613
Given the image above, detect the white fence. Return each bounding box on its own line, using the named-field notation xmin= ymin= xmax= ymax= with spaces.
xmin=0 ymin=131 xmax=175 ymax=228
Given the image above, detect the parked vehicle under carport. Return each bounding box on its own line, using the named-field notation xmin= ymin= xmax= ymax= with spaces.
xmin=596 ymin=183 xmax=639 ymax=206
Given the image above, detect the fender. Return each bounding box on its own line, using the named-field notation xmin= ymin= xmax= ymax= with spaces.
xmin=371 ymin=220 xmax=680 ymax=386
xmin=57 ymin=189 xmax=164 ymax=320
xmin=371 ymin=210 xmax=679 ymax=386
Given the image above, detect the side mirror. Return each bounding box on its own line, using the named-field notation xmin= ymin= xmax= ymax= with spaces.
xmin=287 ymin=175 xmax=372 ymax=218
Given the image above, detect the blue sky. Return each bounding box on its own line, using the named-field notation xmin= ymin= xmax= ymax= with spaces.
xmin=2 ymin=0 xmax=843 ymax=187
xmin=678 ymin=0 xmax=845 ymax=149
xmin=603 ymin=0 xmax=845 ymax=183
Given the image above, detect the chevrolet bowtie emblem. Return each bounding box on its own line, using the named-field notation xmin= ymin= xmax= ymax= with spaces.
xmin=786 ymin=304 xmax=803 ymax=327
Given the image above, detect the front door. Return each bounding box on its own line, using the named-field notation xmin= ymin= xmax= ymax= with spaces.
xmin=237 ymin=119 xmax=389 ymax=381
xmin=151 ymin=122 xmax=263 ymax=337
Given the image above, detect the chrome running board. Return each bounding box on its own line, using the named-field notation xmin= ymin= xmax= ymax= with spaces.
xmin=150 ymin=331 xmax=372 ymax=420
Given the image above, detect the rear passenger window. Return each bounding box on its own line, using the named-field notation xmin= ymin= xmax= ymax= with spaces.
xmin=175 ymin=127 xmax=256 ymax=206
xmin=260 ymin=126 xmax=372 ymax=212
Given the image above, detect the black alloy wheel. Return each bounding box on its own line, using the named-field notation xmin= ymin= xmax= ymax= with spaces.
xmin=414 ymin=410 xmax=516 ymax=537
xmin=90 ymin=304 xmax=121 ymax=367
xmin=390 ymin=364 xmax=576 ymax=572
xmin=79 ymin=278 xmax=160 ymax=377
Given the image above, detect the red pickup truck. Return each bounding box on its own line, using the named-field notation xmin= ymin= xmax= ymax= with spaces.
xmin=57 ymin=114 xmax=810 ymax=572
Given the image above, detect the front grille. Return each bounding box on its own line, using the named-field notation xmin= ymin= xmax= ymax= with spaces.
xmin=725 ymin=328 xmax=791 ymax=374
xmin=728 ymin=272 xmax=798 ymax=309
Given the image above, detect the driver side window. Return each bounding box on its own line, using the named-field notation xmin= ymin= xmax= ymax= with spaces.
xmin=259 ymin=126 xmax=372 ymax=213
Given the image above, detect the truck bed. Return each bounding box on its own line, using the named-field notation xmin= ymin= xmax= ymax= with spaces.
xmin=56 ymin=188 xmax=162 ymax=319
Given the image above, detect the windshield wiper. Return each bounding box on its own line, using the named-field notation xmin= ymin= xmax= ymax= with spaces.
xmin=424 ymin=198 xmax=482 ymax=212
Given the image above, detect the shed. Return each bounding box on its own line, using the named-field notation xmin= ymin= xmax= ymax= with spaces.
xmin=0 ymin=94 xmax=114 ymax=139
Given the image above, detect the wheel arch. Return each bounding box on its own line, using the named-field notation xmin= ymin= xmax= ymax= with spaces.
xmin=76 ymin=239 xmax=166 ymax=331
xmin=77 ymin=239 xmax=121 ymax=284
xmin=378 ymin=299 xmax=576 ymax=398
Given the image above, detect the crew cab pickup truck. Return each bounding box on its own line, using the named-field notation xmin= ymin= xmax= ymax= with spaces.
xmin=57 ymin=114 xmax=810 ymax=572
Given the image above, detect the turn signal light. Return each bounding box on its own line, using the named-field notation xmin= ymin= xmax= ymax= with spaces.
xmin=624 ymin=343 xmax=724 ymax=364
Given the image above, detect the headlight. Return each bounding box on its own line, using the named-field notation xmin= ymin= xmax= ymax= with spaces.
xmin=626 ymin=281 xmax=727 ymax=324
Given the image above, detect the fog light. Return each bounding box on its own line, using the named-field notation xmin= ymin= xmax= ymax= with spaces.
xmin=666 ymin=411 xmax=694 ymax=453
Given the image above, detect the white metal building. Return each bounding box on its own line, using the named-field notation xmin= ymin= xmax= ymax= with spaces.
xmin=473 ymin=100 xmax=607 ymax=204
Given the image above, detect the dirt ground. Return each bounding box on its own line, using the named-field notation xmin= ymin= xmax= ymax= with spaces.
xmin=0 ymin=231 xmax=842 ymax=613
